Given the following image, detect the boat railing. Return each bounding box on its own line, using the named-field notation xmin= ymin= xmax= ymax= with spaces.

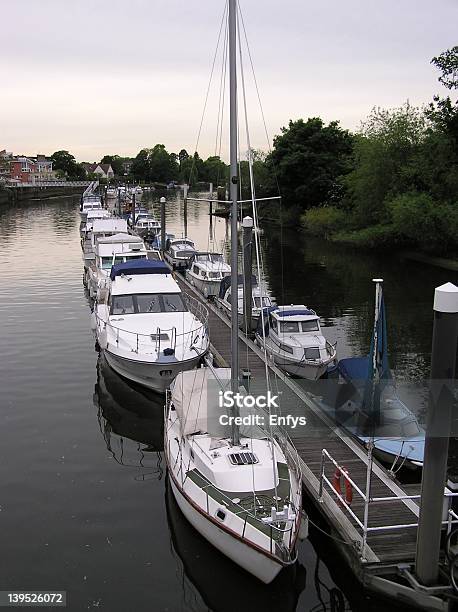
xmin=94 ymin=297 xmax=209 ymax=355
xmin=319 ymin=447 xmax=458 ymax=560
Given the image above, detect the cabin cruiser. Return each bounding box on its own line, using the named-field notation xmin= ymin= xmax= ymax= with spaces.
xmin=185 ymin=252 xmax=231 ymax=298
xmin=80 ymin=208 xmax=111 ymax=237
xmin=82 ymin=218 xmax=129 ymax=268
xmin=80 ymin=194 xmax=103 ymax=220
xmin=216 ymin=275 xmax=274 ymax=332
xmin=255 ymin=305 xmax=337 ymax=380
xmin=163 ymin=237 xmax=196 ymax=270
xmin=85 ymin=232 xmax=147 ymax=298
xmin=92 ymin=260 xmax=209 ymax=392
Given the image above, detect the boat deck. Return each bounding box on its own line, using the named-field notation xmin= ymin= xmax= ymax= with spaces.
xmin=174 ymin=273 xmax=424 ymax=574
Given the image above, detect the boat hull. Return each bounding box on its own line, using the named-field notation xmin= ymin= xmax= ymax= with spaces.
xmin=186 ymin=274 xmax=221 ymax=298
xmin=256 ymin=336 xmax=333 ymax=381
xmin=103 ymin=349 xmax=204 ymax=393
xmin=168 ymin=475 xmax=284 ymax=583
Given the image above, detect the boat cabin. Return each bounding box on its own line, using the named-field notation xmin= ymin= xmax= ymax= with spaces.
xmin=95 ymin=233 xmax=148 ymax=273
xmin=265 ymin=306 xmax=325 ymax=360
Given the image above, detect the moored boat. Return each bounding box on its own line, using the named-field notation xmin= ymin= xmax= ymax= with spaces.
xmin=185 ymin=252 xmax=231 ymax=298
xmin=92 ymin=259 xmax=209 ymax=392
xmin=255 ymin=305 xmax=337 ymax=380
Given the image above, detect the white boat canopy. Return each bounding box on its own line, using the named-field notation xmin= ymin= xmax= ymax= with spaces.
xmin=171 ymin=368 xmax=231 ymax=436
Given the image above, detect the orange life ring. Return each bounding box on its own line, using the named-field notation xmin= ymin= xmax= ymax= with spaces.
xmin=332 ymin=467 xmax=353 ymax=505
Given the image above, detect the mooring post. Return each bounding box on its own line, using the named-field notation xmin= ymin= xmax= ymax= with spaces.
xmin=415 ymin=282 xmax=458 ymax=585
xmin=160 ymin=196 xmax=166 ymax=252
xmin=209 ymin=182 xmax=213 ymax=217
xmin=242 ymin=216 xmax=254 ymax=335
xmin=132 ymin=192 xmax=136 ymax=228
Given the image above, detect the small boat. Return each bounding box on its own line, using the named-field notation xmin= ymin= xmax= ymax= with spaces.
xmin=82 ymin=218 xmax=129 ymax=269
xmin=80 ymin=194 xmax=103 ymax=220
xmin=106 ymin=186 xmax=117 ymax=199
xmin=331 ymin=280 xmax=425 ymax=470
xmin=185 ymin=252 xmax=231 ymax=298
xmin=165 ymin=367 xmax=303 ymax=583
xmin=255 ymin=305 xmax=337 ymax=380
xmin=80 ymin=208 xmax=112 ymax=238
xmin=215 ymin=274 xmax=274 ymax=332
xmin=92 ymin=259 xmax=209 ymax=392
xmin=85 ymin=232 xmax=147 ymax=298
xmin=163 ymin=237 xmax=197 ymax=270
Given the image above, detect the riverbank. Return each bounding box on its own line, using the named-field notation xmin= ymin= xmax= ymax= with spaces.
xmin=0 ymin=185 xmax=85 ymax=206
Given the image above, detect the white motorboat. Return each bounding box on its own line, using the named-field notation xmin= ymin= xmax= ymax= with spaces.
xmin=80 ymin=208 xmax=112 ymax=238
xmin=255 ymin=305 xmax=337 ymax=380
xmin=185 ymin=252 xmax=231 ymax=298
xmin=82 ymin=218 xmax=129 ymax=269
xmin=165 ymin=0 xmax=304 ymax=584
xmin=163 ymin=237 xmax=197 ymax=270
xmin=85 ymin=232 xmax=147 ymax=298
xmin=80 ymin=194 xmax=103 ymax=220
xmin=92 ymin=259 xmax=209 ymax=392
xmin=216 ymin=275 xmax=274 ymax=332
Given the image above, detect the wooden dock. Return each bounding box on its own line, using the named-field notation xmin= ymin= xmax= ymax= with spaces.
xmin=175 ymin=272 xmax=450 ymax=611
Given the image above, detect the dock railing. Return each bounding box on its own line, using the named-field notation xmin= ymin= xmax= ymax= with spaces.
xmin=318 ymin=448 xmax=458 ymax=560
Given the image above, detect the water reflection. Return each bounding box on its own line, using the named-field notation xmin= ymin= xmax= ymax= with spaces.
xmin=165 ymin=477 xmax=307 ymax=612
xmin=94 ymin=354 xmax=164 ymax=478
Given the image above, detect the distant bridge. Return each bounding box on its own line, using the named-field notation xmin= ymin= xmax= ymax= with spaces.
xmin=6 ymin=181 xmax=91 ymax=188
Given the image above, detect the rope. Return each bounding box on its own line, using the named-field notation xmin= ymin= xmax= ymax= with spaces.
xmin=188 ymin=1 xmax=228 ymax=187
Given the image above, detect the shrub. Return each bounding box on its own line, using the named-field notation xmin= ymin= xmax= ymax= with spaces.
xmin=301 ymin=206 xmax=347 ymax=237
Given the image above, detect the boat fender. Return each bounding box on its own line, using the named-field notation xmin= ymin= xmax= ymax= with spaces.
xmin=90 ymin=312 xmax=97 ymax=331
xmin=99 ymin=329 xmax=108 ymax=351
xmin=332 ymin=467 xmax=353 ymax=505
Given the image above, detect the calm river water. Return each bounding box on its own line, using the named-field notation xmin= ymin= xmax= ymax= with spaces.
xmin=0 ymin=192 xmax=451 ymax=611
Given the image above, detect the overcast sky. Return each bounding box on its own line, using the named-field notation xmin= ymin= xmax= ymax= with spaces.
xmin=2 ymin=0 xmax=457 ymax=162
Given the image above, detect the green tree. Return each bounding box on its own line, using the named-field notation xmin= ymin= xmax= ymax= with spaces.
xmin=132 ymin=149 xmax=150 ymax=181
xmin=202 ymin=155 xmax=227 ymax=186
xmin=51 ymin=150 xmax=85 ymax=179
xmin=267 ymin=118 xmax=354 ymax=213
xmin=345 ymin=104 xmax=427 ymax=224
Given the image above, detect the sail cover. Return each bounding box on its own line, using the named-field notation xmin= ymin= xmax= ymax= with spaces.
xmin=171 ymin=368 xmax=231 ymax=436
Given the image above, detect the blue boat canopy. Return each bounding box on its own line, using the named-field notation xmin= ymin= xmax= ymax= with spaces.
xmin=276 ymin=308 xmax=316 ymax=317
xmin=110 ymin=259 xmax=170 ymax=280
xmin=338 ymin=356 xmax=370 ymax=387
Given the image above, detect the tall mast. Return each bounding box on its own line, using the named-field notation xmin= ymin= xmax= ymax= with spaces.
xmin=229 ymin=0 xmax=240 ymax=446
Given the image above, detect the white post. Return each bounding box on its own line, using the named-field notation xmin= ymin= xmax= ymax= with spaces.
xmin=416 ymin=282 xmax=458 ymax=585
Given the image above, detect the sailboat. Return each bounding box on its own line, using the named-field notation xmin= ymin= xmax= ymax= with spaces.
xmin=333 ymin=279 xmax=425 ymax=470
xmin=164 ymin=0 xmax=303 ymax=583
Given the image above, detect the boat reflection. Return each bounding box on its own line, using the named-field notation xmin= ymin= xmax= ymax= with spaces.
xmin=94 ymin=354 xmax=164 ymax=476
xmin=165 ymin=477 xmax=306 ymax=612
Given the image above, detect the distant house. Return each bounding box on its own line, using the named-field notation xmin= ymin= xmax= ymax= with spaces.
xmin=82 ymin=162 xmax=114 ymax=180
xmin=8 ymin=154 xmax=57 ymax=184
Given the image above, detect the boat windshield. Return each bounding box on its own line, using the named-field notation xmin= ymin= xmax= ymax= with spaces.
xmin=111 ymin=293 xmax=187 ymax=315
xmin=301 ymin=319 xmax=319 ymax=332
xmin=101 ymin=254 xmax=146 ymax=270
xmin=279 ymin=321 xmax=299 ymax=333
